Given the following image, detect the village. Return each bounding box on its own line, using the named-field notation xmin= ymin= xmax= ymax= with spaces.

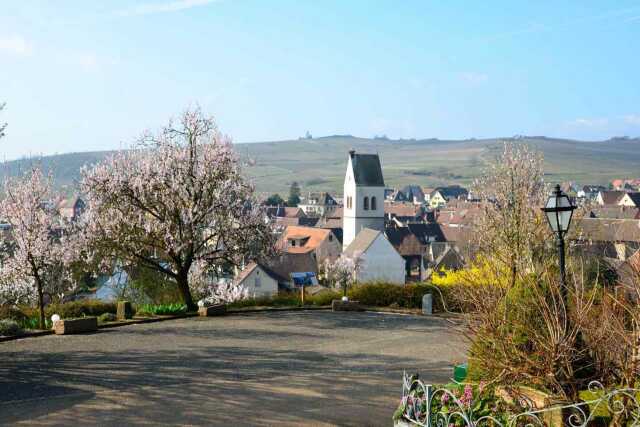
xmin=29 ymin=150 xmax=640 ymax=303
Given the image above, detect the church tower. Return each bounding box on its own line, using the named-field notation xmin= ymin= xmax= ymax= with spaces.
xmin=342 ymin=150 xmax=385 ymax=249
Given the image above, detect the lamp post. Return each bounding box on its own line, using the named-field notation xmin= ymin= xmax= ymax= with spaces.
xmin=541 ymin=184 xmax=576 ymax=306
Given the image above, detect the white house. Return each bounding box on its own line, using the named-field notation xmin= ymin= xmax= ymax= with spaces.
xmin=342 ymin=150 xmax=385 ymax=249
xmin=234 ymin=262 xmax=279 ymax=298
xmin=343 ymin=228 xmax=405 ymax=285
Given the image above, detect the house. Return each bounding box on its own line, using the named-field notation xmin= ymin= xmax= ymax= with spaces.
xmin=342 ymin=150 xmax=385 ymax=249
xmin=265 ymin=206 xmax=306 ymax=220
xmin=573 ymin=218 xmax=640 ymax=261
xmin=384 ymin=202 xmax=430 ymax=224
xmin=234 ymin=262 xmax=279 ymax=298
xmin=278 ymin=225 xmax=342 ymax=266
xmin=391 ymin=185 xmax=426 ymax=205
xmin=298 ymin=192 xmax=339 ymax=217
xmin=385 ymin=222 xmax=447 ymax=279
xmin=596 ymin=190 xmax=626 ymax=206
xmin=618 ymin=192 xmax=640 ymax=208
xmin=429 ymin=186 xmax=469 ymax=208
xmin=263 ymin=252 xmax=319 ymax=290
xmin=57 ymin=196 xmax=86 ymax=222
xmin=343 ymin=228 xmax=405 ymax=285
xmin=428 ymin=245 xmax=465 ymax=277
xmin=578 ymin=185 xmax=606 ymax=201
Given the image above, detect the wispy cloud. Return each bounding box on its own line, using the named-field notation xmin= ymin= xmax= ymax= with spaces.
xmin=567 ymin=117 xmax=609 ymax=128
xmin=117 ymin=0 xmax=220 ymax=16
xmin=0 ymin=35 xmax=33 ymax=56
xmin=625 ymin=15 xmax=640 ymax=23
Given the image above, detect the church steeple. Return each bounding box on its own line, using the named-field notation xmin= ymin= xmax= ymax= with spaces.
xmin=342 ymin=150 xmax=385 ymax=249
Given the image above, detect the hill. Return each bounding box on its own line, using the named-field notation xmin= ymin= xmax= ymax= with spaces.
xmin=3 ymin=136 xmax=640 ymax=195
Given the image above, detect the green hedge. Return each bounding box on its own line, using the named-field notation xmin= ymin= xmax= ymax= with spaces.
xmin=347 ymin=282 xmax=443 ymax=309
xmin=20 ymin=300 xmax=117 ymax=320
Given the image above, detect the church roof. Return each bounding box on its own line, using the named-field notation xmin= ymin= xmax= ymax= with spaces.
xmin=343 ymin=228 xmax=381 ymax=257
xmin=349 ymin=151 xmax=385 ymax=187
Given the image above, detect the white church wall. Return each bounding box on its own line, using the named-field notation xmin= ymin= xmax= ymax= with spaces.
xmin=356 ymin=234 xmax=405 ymax=285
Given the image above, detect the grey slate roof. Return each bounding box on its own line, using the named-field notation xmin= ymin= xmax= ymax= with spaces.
xmin=343 ymin=228 xmax=381 ymax=257
xmin=350 ymin=152 xmax=385 ymax=187
xmin=400 ymin=185 xmax=426 ymax=203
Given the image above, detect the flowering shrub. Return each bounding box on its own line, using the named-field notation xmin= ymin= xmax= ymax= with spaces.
xmin=322 ymin=255 xmax=362 ymax=295
xmin=199 ymin=281 xmax=249 ymax=306
xmin=394 ymin=380 xmax=522 ymax=426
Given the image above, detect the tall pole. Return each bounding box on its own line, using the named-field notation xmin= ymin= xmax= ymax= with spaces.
xmin=557 ymin=232 xmax=568 ymax=329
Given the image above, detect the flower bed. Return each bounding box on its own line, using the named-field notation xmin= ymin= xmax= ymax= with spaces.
xmin=394 ymin=375 xmax=525 ymax=426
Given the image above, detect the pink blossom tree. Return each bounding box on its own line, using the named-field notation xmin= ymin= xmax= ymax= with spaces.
xmin=81 ymin=108 xmax=274 ymax=310
xmin=0 ymin=167 xmax=75 ymax=328
xmin=322 ymin=253 xmax=363 ymax=297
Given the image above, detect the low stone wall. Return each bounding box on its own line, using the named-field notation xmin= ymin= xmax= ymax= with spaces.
xmin=53 ymin=317 xmax=98 ymax=335
xmin=331 ymin=300 xmax=365 ymax=312
xmin=198 ymin=304 xmax=227 ymax=317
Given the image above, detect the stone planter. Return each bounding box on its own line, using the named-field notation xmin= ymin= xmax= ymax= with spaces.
xmin=331 ymin=299 xmax=364 ymax=312
xmin=53 ymin=317 xmax=98 ymax=335
xmin=117 ymin=301 xmax=133 ymax=320
xmin=496 ymin=385 xmax=569 ymax=426
xmin=198 ymin=304 xmax=227 ymax=317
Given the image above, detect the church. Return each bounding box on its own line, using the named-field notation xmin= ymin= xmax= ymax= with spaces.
xmin=342 ymin=150 xmax=406 ymax=285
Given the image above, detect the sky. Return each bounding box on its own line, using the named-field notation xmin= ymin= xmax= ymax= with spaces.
xmin=1 ymin=0 xmax=640 ymax=160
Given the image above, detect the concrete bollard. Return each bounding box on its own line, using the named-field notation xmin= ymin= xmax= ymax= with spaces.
xmin=117 ymin=301 xmax=133 ymax=320
xmin=422 ymin=293 xmax=433 ymax=315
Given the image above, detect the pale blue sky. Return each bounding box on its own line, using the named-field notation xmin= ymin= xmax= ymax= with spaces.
xmin=1 ymin=0 xmax=639 ymax=160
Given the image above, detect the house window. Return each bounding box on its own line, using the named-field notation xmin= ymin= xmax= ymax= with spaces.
xmin=364 ymin=196 xmax=369 ymax=210
xmin=371 ymin=196 xmax=377 ymax=210
xmin=255 ymin=275 xmax=261 ymax=287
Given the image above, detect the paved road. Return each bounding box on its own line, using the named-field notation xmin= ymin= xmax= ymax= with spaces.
xmin=0 ymin=310 xmax=466 ymax=426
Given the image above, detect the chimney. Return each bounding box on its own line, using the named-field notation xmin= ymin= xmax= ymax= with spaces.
xmin=348 ymin=149 xmax=355 ymax=158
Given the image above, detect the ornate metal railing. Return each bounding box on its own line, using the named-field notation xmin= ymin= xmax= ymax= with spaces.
xmin=397 ymin=372 xmax=640 ymax=426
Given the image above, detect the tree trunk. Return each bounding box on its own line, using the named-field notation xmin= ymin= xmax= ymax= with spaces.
xmin=36 ymin=278 xmax=46 ymax=330
xmin=176 ymin=270 xmax=196 ymax=311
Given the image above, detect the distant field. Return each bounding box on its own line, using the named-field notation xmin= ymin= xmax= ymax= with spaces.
xmin=2 ymin=135 xmax=639 ymax=195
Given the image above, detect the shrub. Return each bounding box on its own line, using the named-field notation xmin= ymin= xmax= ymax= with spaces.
xmin=136 ymin=303 xmax=187 ymax=316
xmin=22 ymin=300 xmax=118 ymax=320
xmin=346 ymin=282 xmax=442 ymax=309
xmin=98 ymin=312 xmax=117 ymax=323
xmin=0 ymin=319 xmax=24 ymax=337
xmin=17 ymin=316 xmax=52 ymax=330
xmin=0 ymin=305 xmax=29 ymax=323
xmin=307 ymin=289 xmax=341 ymax=306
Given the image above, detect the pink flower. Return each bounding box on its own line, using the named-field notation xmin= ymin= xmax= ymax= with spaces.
xmin=478 ymin=380 xmax=487 ymax=394
xmin=460 ymin=384 xmax=473 ymax=407
xmin=441 ymin=393 xmax=450 ymax=404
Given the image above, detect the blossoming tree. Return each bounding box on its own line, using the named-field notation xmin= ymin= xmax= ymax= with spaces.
xmin=0 ymin=167 xmax=75 ymax=328
xmin=322 ymin=254 xmax=363 ymax=297
xmin=81 ymin=108 xmax=274 ymax=310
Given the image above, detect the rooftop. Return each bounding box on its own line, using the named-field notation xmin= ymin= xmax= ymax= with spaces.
xmin=349 ymin=150 xmax=385 ymax=187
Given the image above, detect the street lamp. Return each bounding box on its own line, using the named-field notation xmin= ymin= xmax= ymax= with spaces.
xmin=541 ymin=184 xmax=576 ymax=301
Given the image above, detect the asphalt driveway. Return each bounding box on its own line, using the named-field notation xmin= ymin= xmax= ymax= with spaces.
xmin=0 ymin=310 xmax=466 ymax=426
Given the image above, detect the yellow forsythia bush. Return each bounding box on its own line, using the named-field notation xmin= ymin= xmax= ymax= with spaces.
xmin=431 ymin=256 xmax=510 ymax=312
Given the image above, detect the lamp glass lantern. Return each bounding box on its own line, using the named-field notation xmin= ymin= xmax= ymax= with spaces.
xmin=543 ymin=185 xmax=575 ymax=237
